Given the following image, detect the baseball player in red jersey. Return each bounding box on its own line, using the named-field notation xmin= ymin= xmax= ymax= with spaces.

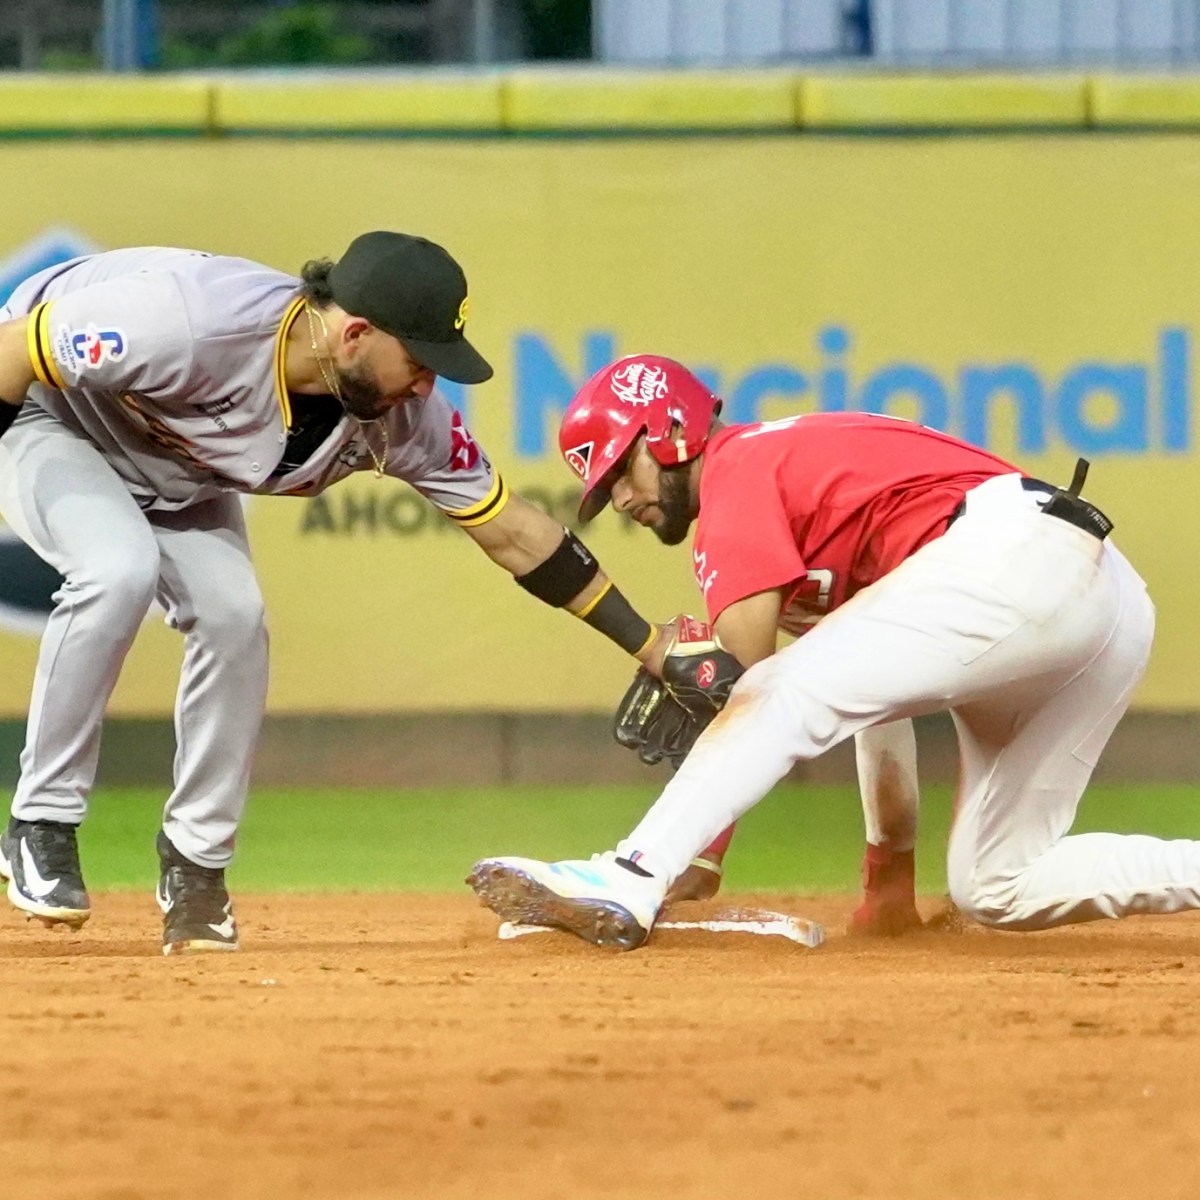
xmin=470 ymin=354 xmax=1200 ymax=950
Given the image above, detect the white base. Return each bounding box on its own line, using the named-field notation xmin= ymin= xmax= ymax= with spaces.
xmin=498 ymin=906 xmax=824 ymax=948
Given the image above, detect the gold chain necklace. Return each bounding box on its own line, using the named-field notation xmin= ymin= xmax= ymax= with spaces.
xmin=304 ymin=303 xmax=389 ymax=479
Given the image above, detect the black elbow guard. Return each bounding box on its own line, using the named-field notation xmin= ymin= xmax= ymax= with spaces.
xmin=516 ymin=530 xmax=654 ymax=656
xmin=515 ymin=529 xmax=599 ymax=607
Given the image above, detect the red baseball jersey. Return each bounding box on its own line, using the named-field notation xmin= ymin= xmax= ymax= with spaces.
xmin=692 ymin=413 xmax=1021 ymax=632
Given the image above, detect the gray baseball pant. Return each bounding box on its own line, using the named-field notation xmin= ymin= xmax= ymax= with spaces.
xmin=0 ymin=413 xmax=267 ymax=867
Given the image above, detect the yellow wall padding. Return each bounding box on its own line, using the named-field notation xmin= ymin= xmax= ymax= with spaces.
xmin=501 ymin=69 xmax=799 ymax=130
xmin=0 ymin=76 xmax=212 ymax=131
xmin=11 ymin=71 xmax=1200 ymax=135
xmin=801 ymin=73 xmax=1088 ymax=128
xmin=212 ymin=74 xmax=504 ymax=131
xmin=1089 ymin=75 xmax=1200 ymax=125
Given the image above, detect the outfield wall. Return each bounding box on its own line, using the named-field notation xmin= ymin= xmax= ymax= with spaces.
xmin=2 ymin=709 xmax=1196 ymax=791
xmin=0 ymin=73 xmax=1198 ymax=726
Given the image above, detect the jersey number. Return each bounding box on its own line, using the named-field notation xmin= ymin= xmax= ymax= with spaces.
xmin=788 ymin=568 xmax=835 ymax=628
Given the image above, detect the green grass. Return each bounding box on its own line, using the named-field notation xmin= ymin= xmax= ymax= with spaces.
xmin=77 ymin=783 xmax=1200 ymax=893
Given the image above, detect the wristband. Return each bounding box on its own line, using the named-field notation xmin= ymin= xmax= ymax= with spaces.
xmin=515 ymin=529 xmax=599 ymax=607
xmin=0 ymin=399 xmax=22 ymax=439
xmin=575 ymin=581 xmax=654 ymax=657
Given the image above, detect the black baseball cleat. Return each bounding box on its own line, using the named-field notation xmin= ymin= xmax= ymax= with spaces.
xmin=156 ymin=831 xmax=239 ymax=956
xmin=0 ymin=817 xmax=91 ymax=929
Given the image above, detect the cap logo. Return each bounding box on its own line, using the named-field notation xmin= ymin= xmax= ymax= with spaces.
xmin=564 ymin=441 xmax=594 ymax=480
xmin=610 ymin=362 xmax=669 ymax=407
xmin=454 ymin=297 xmax=470 ymax=331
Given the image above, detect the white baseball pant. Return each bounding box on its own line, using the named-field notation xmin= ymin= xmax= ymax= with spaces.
xmin=617 ymin=473 xmax=1200 ymax=929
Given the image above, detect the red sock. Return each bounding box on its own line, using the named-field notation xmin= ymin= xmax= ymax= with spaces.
xmin=700 ymin=823 xmax=736 ymax=861
xmin=850 ymin=844 xmax=921 ymax=935
xmin=861 ymin=843 xmax=915 ymax=896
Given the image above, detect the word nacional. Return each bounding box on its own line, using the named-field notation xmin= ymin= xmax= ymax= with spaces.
xmin=505 ymin=326 xmax=1192 ymax=459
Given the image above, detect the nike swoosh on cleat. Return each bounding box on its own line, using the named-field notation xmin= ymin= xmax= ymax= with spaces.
xmin=19 ymin=838 xmax=61 ymax=899
xmin=207 ymin=915 xmax=236 ymax=939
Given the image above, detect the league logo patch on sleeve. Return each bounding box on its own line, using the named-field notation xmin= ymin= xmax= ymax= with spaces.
xmin=56 ymin=323 xmax=128 ymax=373
xmin=449 ymin=410 xmax=481 ymax=471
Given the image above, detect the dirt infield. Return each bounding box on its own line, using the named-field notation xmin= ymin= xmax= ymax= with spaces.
xmin=2 ymin=893 xmax=1198 ymax=1200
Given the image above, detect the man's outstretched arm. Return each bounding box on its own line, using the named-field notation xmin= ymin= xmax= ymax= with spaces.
xmin=461 ymin=490 xmax=673 ymax=668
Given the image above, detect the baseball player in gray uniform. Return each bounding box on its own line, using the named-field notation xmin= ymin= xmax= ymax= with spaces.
xmin=0 ymin=231 xmax=663 ymax=954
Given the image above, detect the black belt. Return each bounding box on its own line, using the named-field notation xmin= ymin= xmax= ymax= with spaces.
xmin=947 ymin=458 xmax=1113 ymax=541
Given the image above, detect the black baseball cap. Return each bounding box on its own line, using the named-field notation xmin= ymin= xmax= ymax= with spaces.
xmin=328 ymin=231 xmax=493 ymax=385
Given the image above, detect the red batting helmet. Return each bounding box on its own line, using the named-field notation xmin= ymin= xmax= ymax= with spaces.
xmin=559 ymin=355 xmax=722 ymax=523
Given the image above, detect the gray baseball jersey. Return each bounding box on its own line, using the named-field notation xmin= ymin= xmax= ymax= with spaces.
xmin=0 ymin=246 xmax=509 ymax=878
xmin=7 ymin=247 xmax=505 ymax=523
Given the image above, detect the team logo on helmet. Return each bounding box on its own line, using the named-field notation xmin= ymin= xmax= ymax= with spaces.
xmin=564 ymin=440 xmax=594 ymax=480
xmin=610 ymin=361 xmax=669 ymax=407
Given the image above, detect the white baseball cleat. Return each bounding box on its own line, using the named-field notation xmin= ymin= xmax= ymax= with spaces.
xmin=467 ymin=853 xmax=666 ymax=951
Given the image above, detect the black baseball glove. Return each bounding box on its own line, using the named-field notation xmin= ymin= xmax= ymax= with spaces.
xmin=612 ymin=616 xmax=745 ymax=769
xmin=613 ymin=669 xmax=702 ymax=769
